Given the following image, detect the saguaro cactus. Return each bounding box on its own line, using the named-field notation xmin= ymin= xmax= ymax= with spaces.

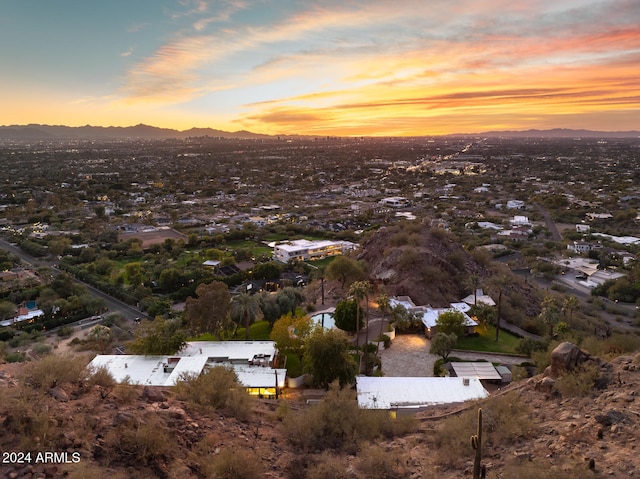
xmin=471 ymin=408 xmax=483 ymax=479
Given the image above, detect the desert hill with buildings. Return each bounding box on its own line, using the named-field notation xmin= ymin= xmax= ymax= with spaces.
xmin=0 ymin=347 xmax=638 ymax=479
xmin=355 ymin=222 xmax=541 ymax=315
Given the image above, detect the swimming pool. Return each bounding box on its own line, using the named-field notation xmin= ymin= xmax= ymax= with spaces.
xmin=310 ymin=312 xmax=335 ymax=329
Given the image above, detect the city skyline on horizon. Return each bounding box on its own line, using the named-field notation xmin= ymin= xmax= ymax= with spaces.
xmin=2 ymin=1 xmax=639 ymax=137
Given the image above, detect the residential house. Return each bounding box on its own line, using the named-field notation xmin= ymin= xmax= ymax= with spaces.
xmin=389 ymin=297 xmax=478 ymax=339
xmin=273 ymin=239 xmax=357 ymax=263
xmin=356 ymin=377 xmax=488 ymax=414
xmin=567 ymin=240 xmax=602 ymax=253
xmin=88 ymin=341 xmax=287 ymax=398
xmin=506 ymin=200 xmax=525 ymax=209
xmin=379 ymin=196 xmax=409 ymax=208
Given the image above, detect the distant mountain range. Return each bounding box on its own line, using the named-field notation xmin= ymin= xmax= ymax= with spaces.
xmin=0 ymin=124 xmax=269 ymax=140
xmin=0 ymin=124 xmax=638 ymax=140
xmin=467 ymin=128 xmax=640 ymax=139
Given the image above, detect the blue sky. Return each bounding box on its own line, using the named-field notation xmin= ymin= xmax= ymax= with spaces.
xmin=1 ymin=0 xmax=639 ymax=135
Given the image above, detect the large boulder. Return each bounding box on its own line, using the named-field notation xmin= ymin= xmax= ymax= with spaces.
xmin=48 ymin=386 xmax=69 ymax=402
xmin=544 ymin=342 xmax=590 ymax=379
xmin=141 ymin=386 xmax=167 ymax=403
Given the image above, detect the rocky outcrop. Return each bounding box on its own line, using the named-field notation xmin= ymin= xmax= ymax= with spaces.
xmin=544 ymin=341 xmax=591 ymax=378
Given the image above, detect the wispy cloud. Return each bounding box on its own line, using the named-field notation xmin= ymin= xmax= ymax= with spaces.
xmin=116 ymin=0 xmax=640 ymax=133
xmin=120 ymin=47 xmax=134 ymax=57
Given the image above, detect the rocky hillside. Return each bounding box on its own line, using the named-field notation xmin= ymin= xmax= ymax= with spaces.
xmin=1 ymin=345 xmax=638 ymax=479
xmin=356 ymin=223 xmax=542 ymax=314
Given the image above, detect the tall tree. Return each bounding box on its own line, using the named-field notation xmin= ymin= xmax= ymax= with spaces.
xmin=269 ymin=313 xmax=313 ymax=361
xmin=325 ymin=256 xmax=366 ymax=290
xmin=303 ymin=327 xmax=357 ymax=389
xmin=466 ymin=274 xmax=482 ymax=305
xmin=231 ymin=293 xmax=263 ymax=340
xmin=562 ymin=295 xmax=579 ymax=326
xmin=349 ymin=280 xmax=371 ymax=348
xmin=333 ymin=298 xmax=361 ymax=333
xmin=128 ymin=318 xmax=187 ymax=355
xmin=435 ymin=310 xmax=466 ymax=337
xmin=276 ymin=287 xmax=304 ymax=317
xmin=376 ymin=294 xmax=390 ymax=353
xmin=539 ymin=296 xmax=561 ymax=338
xmin=184 ymin=281 xmax=231 ymax=339
xmin=488 ymin=274 xmax=510 ymax=342
xmin=430 ymin=332 xmax=458 ymax=360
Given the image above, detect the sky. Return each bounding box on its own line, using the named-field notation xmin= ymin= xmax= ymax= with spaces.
xmin=1 ymin=0 xmax=639 ymax=136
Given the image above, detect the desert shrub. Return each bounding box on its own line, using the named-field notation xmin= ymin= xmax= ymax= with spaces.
xmin=103 ymin=415 xmax=173 ymax=467
xmin=31 ymin=342 xmax=52 ymax=356
xmin=20 ymin=354 xmax=88 ymax=390
xmin=202 ymin=448 xmax=263 ymax=479
xmin=358 ymin=445 xmax=409 ymax=479
xmin=174 ymin=365 xmax=253 ymax=420
xmin=112 ymin=380 xmax=139 ymax=405
xmin=305 ymin=453 xmax=355 ymax=479
xmin=516 ymin=337 xmax=548 ymax=356
xmin=521 ymin=317 xmax=546 ymax=336
xmin=0 ymin=386 xmax=59 ymax=449
xmin=555 ymin=362 xmax=600 ymax=397
xmin=390 ymin=231 xmax=409 ymax=247
xmin=421 ymin=265 xmax=444 ymax=283
xmin=488 ymin=459 xmax=585 ymax=479
xmin=284 ymin=383 xmax=415 ymax=453
xmin=470 ymin=248 xmax=491 ymax=266
xmin=434 ymin=393 xmax=533 ymax=467
xmin=603 ymin=332 xmax=640 ymax=355
xmin=447 ymin=251 xmax=466 ymax=271
xmin=88 ymin=365 xmax=116 ymax=399
xmin=57 ymin=324 xmax=74 ymax=338
xmin=398 ymin=246 xmax=420 ymax=270
xmin=511 ymin=365 xmax=530 ymax=381
xmin=430 ymin=227 xmax=449 ymax=239
xmin=5 ymin=351 xmax=27 ymax=363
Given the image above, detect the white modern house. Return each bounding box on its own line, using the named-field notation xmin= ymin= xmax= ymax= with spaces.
xmin=88 ymin=341 xmax=287 ymax=398
xmin=273 ymin=239 xmax=357 ymax=263
xmin=356 ymin=376 xmax=488 ymax=413
xmin=506 ymin=200 xmax=525 ymax=209
xmin=379 ymin=196 xmax=409 ymax=208
xmin=389 ymin=297 xmax=478 ymax=339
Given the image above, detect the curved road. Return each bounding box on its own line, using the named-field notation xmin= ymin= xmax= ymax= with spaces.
xmin=533 ymin=203 xmax=562 ymax=241
xmin=0 ymin=238 xmax=149 ymax=322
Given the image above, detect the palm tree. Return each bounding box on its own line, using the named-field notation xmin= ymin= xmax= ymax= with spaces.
xmin=376 ymin=293 xmax=391 ymax=355
xmin=466 ymin=274 xmax=481 ymax=306
xmin=348 ymin=281 xmax=366 ymax=343
xmin=562 ymin=296 xmax=578 ymax=326
xmin=231 ymin=293 xmax=263 ymax=340
xmin=539 ymin=296 xmax=560 ymax=338
xmin=488 ymin=274 xmax=509 ymax=342
xmin=349 ymin=280 xmax=372 ymax=373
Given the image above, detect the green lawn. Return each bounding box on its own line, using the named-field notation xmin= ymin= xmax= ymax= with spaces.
xmin=189 ymin=320 xmax=272 ymax=342
xmin=225 ymin=240 xmax=273 ymax=257
xmin=454 ymin=325 xmax=521 ymax=354
xmin=284 ymin=352 xmax=303 ymax=377
xmin=234 ymin=320 xmax=272 ymax=340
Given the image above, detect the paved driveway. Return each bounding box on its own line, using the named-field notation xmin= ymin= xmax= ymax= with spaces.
xmin=379 ymin=334 xmax=527 ymax=377
xmin=380 ymin=335 xmax=436 ymax=377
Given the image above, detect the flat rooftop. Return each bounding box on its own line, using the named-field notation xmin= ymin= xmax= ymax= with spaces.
xmin=356 ymin=376 xmax=488 ymax=410
xmin=88 ymin=340 xmax=286 ymax=388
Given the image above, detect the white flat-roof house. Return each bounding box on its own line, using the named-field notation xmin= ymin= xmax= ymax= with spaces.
xmin=356 ymin=376 xmax=488 ymax=413
xmin=389 ymin=297 xmax=478 ymax=339
xmin=273 ymin=239 xmax=357 ymax=263
xmin=379 ymin=196 xmax=409 ymax=208
xmin=88 ymin=341 xmax=286 ymax=398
